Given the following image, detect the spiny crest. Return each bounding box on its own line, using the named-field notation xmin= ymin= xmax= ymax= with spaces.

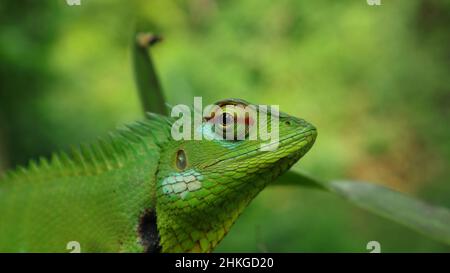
xmin=0 ymin=113 xmax=173 ymax=184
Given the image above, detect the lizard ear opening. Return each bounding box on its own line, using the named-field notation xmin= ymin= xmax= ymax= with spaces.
xmin=176 ymin=149 xmax=187 ymax=170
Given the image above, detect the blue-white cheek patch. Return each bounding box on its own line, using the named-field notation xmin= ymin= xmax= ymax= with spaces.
xmin=161 ymin=169 xmax=204 ymax=199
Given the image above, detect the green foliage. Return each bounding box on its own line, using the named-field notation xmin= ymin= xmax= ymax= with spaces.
xmin=274 ymin=171 xmax=450 ymax=246
xmin=132 ymin=31 xmax=167 ymax=115
xmin=1 ymin=0 xmax=449 ymax=252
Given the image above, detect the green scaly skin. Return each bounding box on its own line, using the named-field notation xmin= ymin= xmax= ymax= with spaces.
xmin=0 ymin=99 xmax=317 ymax=253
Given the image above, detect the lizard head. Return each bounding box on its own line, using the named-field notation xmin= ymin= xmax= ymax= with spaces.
xmin=155 ymin=98 xmax=317 ymax=252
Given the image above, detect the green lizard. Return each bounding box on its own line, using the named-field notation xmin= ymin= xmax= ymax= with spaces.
xmin=0 ymin=98 xmax=317 ymax=253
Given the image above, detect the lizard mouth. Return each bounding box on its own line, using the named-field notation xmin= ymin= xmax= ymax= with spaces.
xmin=203 ymin=126 xmax=317 ymax=169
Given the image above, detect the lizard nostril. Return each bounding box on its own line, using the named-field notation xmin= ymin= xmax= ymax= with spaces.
xmin=285 ymin=121 xmax=291 ymax=126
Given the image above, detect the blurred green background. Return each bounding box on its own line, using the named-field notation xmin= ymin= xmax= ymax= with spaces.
xmin=0 ymin=0 xmax=449 ymax=252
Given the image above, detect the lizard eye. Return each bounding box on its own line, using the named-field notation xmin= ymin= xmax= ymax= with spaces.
xmin=204 ymin=101 xmax=254 ymax=141
xmin=176 ymin=149 xmax=187 ymax=170
xmin=216 ymin=108 xmax=251 ymax=140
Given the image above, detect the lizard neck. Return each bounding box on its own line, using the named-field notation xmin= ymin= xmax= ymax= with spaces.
xmin=154 ymin=152 xmax=304 ymax=252
xmin=155 ymin=170 xmax=270 ymax=253
xmin=156 ymin=188 xmax=256 ymax=253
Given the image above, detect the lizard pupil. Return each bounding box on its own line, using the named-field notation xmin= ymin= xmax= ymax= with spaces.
xmin=176 ymin=150 xmax=187 ymax=170
xmin=222 ymin=113 xmax=234 ymax=126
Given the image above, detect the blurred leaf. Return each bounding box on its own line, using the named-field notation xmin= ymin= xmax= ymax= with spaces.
xmin=272 ymin=170 xmax=326 ymax=190
xmin=276 ymin=171 xmax=450 ymax=246
xmin=132 ymin=31 xmax=167 ymax=115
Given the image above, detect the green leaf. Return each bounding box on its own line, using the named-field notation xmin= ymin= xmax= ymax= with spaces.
xmin=272 ymin=170 xmax=326 ymax=190
xmin=275 ymin=171 xmax=450 ymax=246
xmin=132 ymin=30 xmax=167 ymax=115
